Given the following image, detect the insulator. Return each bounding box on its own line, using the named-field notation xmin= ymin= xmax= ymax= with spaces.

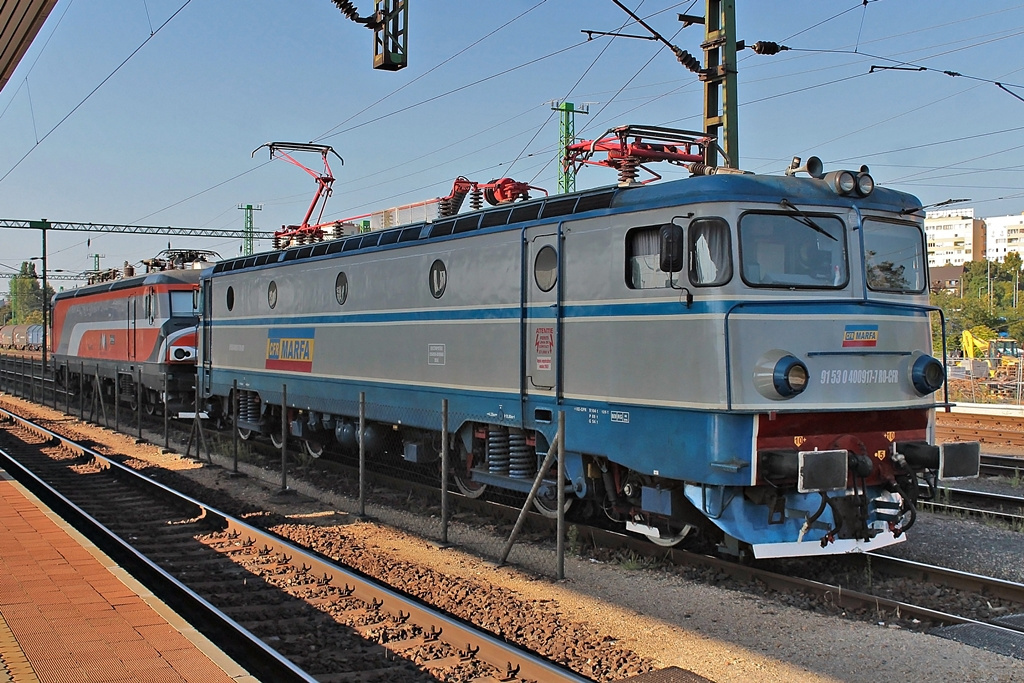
xmin=617 ymin=157 xmax=639 ymax=185
xmin=487 ymin=425 xmax=510 ymax=475
xmin=331 ymin=0 xmax=366 ymax=23
xmin=273 ymin=236 xmax=282 ymax=250
xmin=673 ymin=47 xmax=702 ymax=73
xmin=688 ymin=162 xmax=713 ymax=176
xmin=438 ymin=198 xmax=453 ymax=217
xmin=508 ymin=428 xmax=535 ymax=479
xmin=752 ymin=41 xmax=787 ymax=56
xmin=470 ymin=188 xmax=483 ymax=211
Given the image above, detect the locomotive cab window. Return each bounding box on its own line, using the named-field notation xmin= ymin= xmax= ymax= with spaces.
xmin=739 ymin=211 xmax=847 ymax=288
xmin=626 ymin=225 xmax=672 ymax=289
xmin=688 ymin=217 xmax=732 ymax=286
xmin=170 ymin=291 xmax=198 ymax=317
xmin=863 ymin=219 xmax=926 ymax=293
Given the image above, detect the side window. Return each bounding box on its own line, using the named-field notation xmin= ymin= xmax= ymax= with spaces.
xmin=688 ymin=217 xmax=732 ymax=286
xmin=626 ymin=225 xmax=669 ymax=289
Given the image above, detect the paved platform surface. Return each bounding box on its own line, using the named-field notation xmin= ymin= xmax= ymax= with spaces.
xmin=0 ymin=470 xmax=259 ymax=682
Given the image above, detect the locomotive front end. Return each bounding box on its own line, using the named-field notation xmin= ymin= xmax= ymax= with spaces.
xmin=697 ymin=173 xmax=981 ymax=558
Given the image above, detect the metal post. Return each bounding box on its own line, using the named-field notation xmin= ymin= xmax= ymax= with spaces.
xmin=557 ymin=410 xmax=566 ymax=580
xmin=114 ymin=370 xmax=120 ymax=432
xmin=64 ymin=362 xmax=69 ymax=414
xmin=40 ymin=222 xmax=48 ymax=374
xmin=136 ymin=366 xmax=143 ymax=442
xmin=232 ymin=380 xmax=239 ymax=473
xmin=94 ymin=365 xmax=108 ymax=427
xmin=499 ymin=429 xmax=561 ymax=567
xmin=163 ymin=372 xmax=169 ymax=452
xmin=79 ymin=361 xmax=84 ymax=420
xmin=440 ymin=398 xmax=449 ymax=545
xmin=702 ymin=0 xmax=739 ymax=167
xmin=358 ymin=392 xmax=366 ymax=517
xmin=280 ymin=384 xmax=288 ymax=492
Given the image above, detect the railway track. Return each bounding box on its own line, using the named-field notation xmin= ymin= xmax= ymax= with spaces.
xmin=0 ymin=405 xmax=599 ymax=683
xmin=921 ymin=487 xmax=1024 ymax=528
xmin=7 ymin=384 xmax=1024 ymax=662
xmin=936 ymin=411 xmax=1024 ymax=452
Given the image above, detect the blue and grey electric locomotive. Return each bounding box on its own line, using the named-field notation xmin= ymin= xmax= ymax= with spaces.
xmin=197 ymin=126 xmax=979 ymax=559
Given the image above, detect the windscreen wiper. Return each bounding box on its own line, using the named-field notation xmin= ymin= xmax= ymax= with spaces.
xmin=779 ymin=198 xmax=837 ymax=241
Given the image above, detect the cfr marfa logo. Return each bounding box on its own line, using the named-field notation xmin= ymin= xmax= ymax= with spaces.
xmin=266 ymin=327 xmax=315 ymax=372
xmin=842 ymin=324 xmax=878 ymax=347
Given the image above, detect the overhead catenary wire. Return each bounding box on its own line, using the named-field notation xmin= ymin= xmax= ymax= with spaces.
xmin=0 ymin=0 xmax=195 ymax=186
xmin=313 ymin=1 xmax=550 ymax=143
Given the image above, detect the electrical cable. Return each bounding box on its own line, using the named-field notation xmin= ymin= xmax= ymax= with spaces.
xmin=0 ymin=0 xmax=194 ymax=186
xmin=316 ymin=40 xmax=592 ymax=143
xmin=313 ymin=1 xmax=549 ymax=142
xmin=0 ymin=0 xmax=77 ymax=123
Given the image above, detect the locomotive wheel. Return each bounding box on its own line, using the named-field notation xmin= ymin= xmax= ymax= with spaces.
xmin=645 ymin=524 xmax=694 ymax=547
xmin=270 ymin=430 xmax=286 ymax=449
xmin=237 ymin=427 xmax=252 ymax=441
xmin=533 ymin=490 xmax=574 ymax=518
xmin=454 ymin=471 xmax=487 ymax=498
xmin=304 ymin=439 xmax=324 ymax=459
xmin=143 ymin=391 xmax=157 ymax=416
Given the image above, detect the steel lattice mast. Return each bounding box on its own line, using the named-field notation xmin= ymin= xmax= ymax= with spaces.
xmin=552 ymin=101 xmax=589 ymax=194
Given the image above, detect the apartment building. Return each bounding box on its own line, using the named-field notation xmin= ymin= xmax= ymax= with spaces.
xmin=925 ymin=208 xmax=986 ymax=268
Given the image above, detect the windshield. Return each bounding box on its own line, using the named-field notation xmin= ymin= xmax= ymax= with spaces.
xmin=739 ymin=211 xmax=847 ymax=288
xmin=863 ymin=219 xmax=926 ymax=293
xmin=170 ymin=290 xmax=198 ymax=318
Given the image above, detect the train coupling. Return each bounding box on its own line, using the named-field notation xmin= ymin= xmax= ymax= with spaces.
xmin=760 ymin=449 xmax=850 ymax=492
xmin=895 ymin=441 xmax=981 ymax=480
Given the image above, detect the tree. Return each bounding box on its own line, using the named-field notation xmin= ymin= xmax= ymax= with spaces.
xmin=7 ymin=262 xmax=54 ymax=325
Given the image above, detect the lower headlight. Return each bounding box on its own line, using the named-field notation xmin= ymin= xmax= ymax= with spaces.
xmin=774 ymin=356 xmax=810 ymax=397
xmin=911 ymin=355 xmax=944 ymax=395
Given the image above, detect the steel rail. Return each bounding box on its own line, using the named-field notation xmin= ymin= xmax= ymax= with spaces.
xmin=570 ymin=525 xmax=1024 ymax=632
xmin=918 ymin=486 xmax=1024 ymax=527
xmin=0 ymin=405 xmax=597 ymax=683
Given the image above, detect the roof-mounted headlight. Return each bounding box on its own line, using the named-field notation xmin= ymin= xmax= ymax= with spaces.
xmin=824 ymin=170 xmax=856 ymax=195
xmin=855 ymin=172 xmax=874 ymax=197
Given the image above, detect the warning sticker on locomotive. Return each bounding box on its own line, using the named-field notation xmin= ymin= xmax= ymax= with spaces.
xmin=537 ymin=356 xmax=552 ymax=371
xmin=266 ymin=327 xmax=315 ymax=372
xmin=535 ymin=327 xmax=554 ymax=354
xmin=842 ymin=324 xmax=878 ymax=347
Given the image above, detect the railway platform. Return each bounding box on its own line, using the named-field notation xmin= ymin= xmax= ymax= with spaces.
xmin=0 ymin=469 xmax=257 ymax=683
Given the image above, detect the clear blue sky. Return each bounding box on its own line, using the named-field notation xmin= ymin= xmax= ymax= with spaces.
xmin=1 ymin=0 xmax=1023 ymax=288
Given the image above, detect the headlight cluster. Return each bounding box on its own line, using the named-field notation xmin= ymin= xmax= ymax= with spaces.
xmin=824 ymin=169 xmax=874 ymax=197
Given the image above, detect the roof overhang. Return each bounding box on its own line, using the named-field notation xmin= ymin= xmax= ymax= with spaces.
xmin=1 ymin=0 xmax=59 ymax=94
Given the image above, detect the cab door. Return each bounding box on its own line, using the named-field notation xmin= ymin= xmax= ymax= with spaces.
xmin=200 ymin=280 xmax=213 ymax=394
xmin=127 ymin=296 xmax=137 ymax=360
xmin=523 ymin=228 xmax=561 ymax=398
